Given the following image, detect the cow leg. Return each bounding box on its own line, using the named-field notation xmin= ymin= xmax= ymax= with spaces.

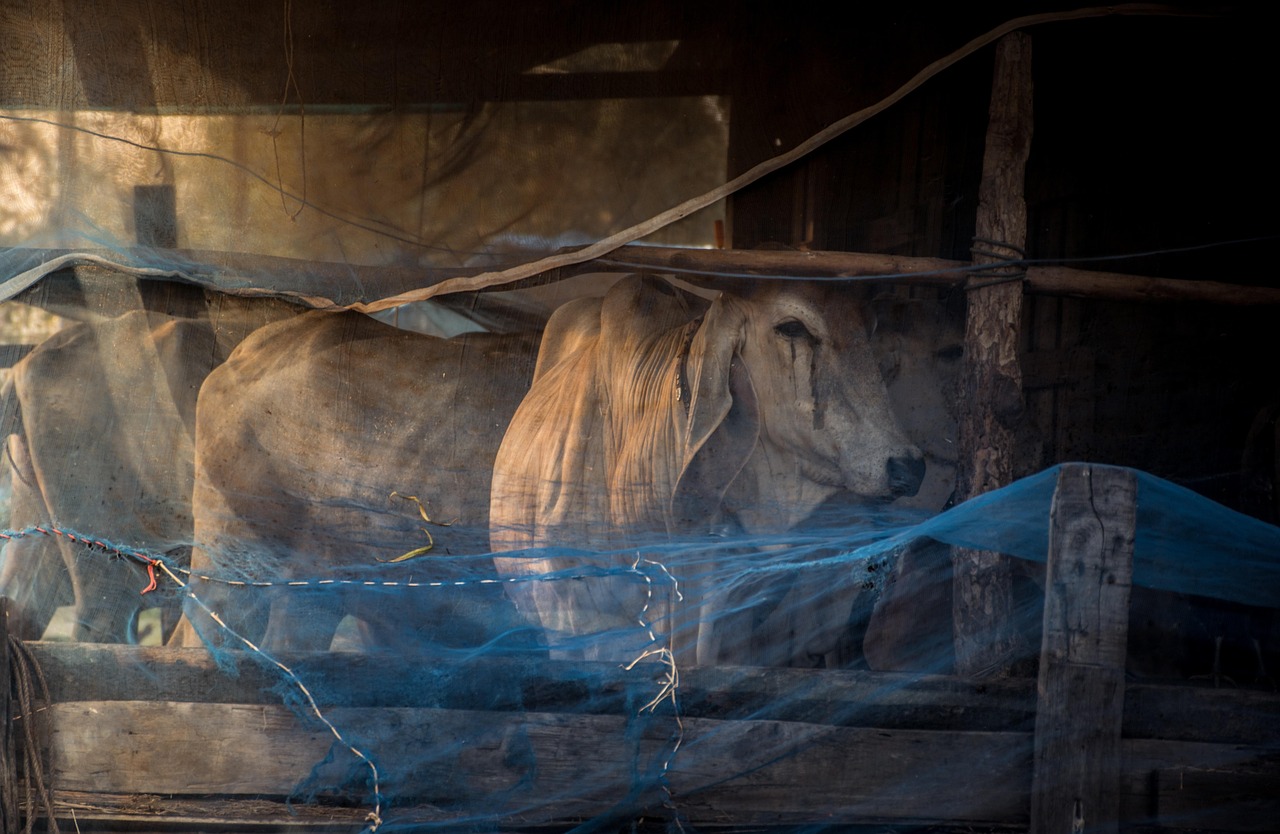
xmin=260 ymin=590 xmax=345 ymax=653
xmin=179 ymin=566 xmax=272 ymax=651
xmin=864 ymin=538 xmax=956 ymax=674
xmin=0 ymin=536 xmax=70 ymax=640
xmin=356 ymin=583 xmax=543 ymax=658
xmin=154 ymin=546 xmax=193 ymax=644
xmin=65 ymin=540 xmax=150 ymax=642
xmin=696 ymin=581 xmax=784 ymax=666
xmin=0 ymin=433 xmax=72 ymax=639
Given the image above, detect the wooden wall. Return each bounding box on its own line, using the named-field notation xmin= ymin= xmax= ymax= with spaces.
xmin=724 ymin=7 xmax=1279 ymax=516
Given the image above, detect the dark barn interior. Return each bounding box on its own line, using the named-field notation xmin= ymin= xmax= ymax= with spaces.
xmin=0 ymin=1 xmax=1277 ymax=831
xmin=7 ymin=0 xmax=1274 ymax=504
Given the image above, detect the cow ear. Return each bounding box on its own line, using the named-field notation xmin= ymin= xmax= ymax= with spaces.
xmin=671 ymin=296 xmax=761 ymax=531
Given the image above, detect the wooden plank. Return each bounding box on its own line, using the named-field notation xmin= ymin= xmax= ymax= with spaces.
xmin=43 ymin=700 xmax=1034 ymax=827
xmin=47 ymin=791 xmax=370 ymax=830
xmin=25 ymin=643 xmax=1280 ymax=745
xmin=1 ymin=599 xmax=13 ymax=834
xmin=1020 ymin=346 xmax=1094 ymax=391
xmin=36 ymin=697 xmax=1280 ymax=830
xmin=19 ymin=642 xmax=1280 ymax=829
xmin=953 ymin=31 xmax=1034 ymax=678
xmin=26 ymin=643 xmax=1039 ymax=731
xmin=1125 ymin=738 xmax=1280 ymax=832
xmin=1031 ymin=464 xmax=1136 ymax=834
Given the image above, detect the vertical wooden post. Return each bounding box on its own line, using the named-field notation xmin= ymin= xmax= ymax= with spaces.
xmin=1 ymin=598 xmax=15 ymax=834
xmin=1031 ymin=464 xmax=1135 ymax=834
xmin=953 ymin=31 xmax=1033 ymax=676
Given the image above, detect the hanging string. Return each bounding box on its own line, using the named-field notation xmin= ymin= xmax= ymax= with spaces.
xmin=269 ymin=0 xmax=307 ymax=221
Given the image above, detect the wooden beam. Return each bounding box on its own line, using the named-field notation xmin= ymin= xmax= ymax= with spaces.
xmin=15 ymin=642 xmax=1280 ymax=830
xmin=1031 ymin=464 xmax=1136 ymax=834
xmin=1025 ymin=265 xmax=1280 ymax=305
xmin=34 ymin=698 xmax=1280 ymax=830
xmin=21 ymin=643 xmax=1280 ymax=745
xmin=43 ymin=700 xmax=1034 ymax=827
xmin=8 ymin=247 xmax=1280 ymax=313
xmin=29 ymin=643 xmax=1037 ymax=730
xmin=952 ymin=31 xmax=1034 ymax=678
xmin=594 ymin=246 xmax=969 ymax=284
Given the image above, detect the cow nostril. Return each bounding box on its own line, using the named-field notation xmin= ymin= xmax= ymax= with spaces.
xmin=887 ymin=453 xmax=926 ymax=498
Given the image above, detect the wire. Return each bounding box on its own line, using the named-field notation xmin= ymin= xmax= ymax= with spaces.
xmin=593 ymin=234 xmax=1279 ymax=284
xmin=0 ymin=113 xmax=451 ymax=254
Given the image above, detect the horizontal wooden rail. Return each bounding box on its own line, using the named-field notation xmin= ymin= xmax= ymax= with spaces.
xmin=7 ymin=642 xmax=1279 ymax=832
xmin=6 ymin=246 xmax=1280 ymax=313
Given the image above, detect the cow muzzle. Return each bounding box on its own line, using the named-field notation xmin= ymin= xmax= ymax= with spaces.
xmin=886 ymin=450 xmax=926 ymax=498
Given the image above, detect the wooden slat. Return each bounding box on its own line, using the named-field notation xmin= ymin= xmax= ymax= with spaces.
xmin=47 ymin=791 xmax=370 ymax=830
xmin=37 ymin=698 xmax=1280 ymax=830
xmin=1126 ymin=738 xmax=1280 ymax=832
xmin=24 ymin=643 xmax=1280 ymax=745
xmin=1123 ymin=684 xmax=1280 ymax=746
xmin=1024 ymin=295 xmax=1059 ymax=458
xmin=44 ymin=700 xmax=1034 ymax=827
xmin=26 ymin=644 xmax=1037 ymax=730
xmin=14 ymin=641 xmax=1279 ymax=830
xmin=1031 ymin=464 xmax=1137 ymax=834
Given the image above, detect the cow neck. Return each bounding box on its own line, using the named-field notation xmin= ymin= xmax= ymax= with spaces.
xmin=724 ymin=442 xmax=845 ymax=535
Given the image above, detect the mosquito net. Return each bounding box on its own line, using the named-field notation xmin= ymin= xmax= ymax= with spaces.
xmin=0 ymin=2 xmax=1276 ymax=833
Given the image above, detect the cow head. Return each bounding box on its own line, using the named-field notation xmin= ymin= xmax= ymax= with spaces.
xmin=675 ymin=280 xmax=924 ymax=532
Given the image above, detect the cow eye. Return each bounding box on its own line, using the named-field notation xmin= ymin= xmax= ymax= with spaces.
xmin=774 ymin=319 xmax=815 ymax=342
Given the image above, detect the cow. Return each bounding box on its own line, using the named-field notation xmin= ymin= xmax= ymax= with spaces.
xmin=178 ymin=310 xmax=543 ymax=656
xmin=489 ymin=274 xmax=927 ymax=666
xmin=0 ymin=299 xmax=295 ymax=642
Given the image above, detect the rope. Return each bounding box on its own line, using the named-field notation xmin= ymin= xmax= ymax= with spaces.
xmin=4 ymin=637 xmax=58 ymax=834
xmin=1 ymin=639 xmax=13 ymax=834
xmin=967 ymin=235 xmax=1028 ymax=290
xmin=0 ymin=525 xmax=667 ymax=594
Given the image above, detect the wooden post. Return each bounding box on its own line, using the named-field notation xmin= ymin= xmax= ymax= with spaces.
xmin=1031 ymin=464 xmax=1135 ymax=834
xmin=953 ymin=31 xmax=1033 ymax=677
xmin=1 ymin=598 xmax=14 ymax=834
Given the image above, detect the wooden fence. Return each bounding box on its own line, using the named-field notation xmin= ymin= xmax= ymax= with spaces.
xmin=2 ymin=463 xmax=1277 ymax=832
